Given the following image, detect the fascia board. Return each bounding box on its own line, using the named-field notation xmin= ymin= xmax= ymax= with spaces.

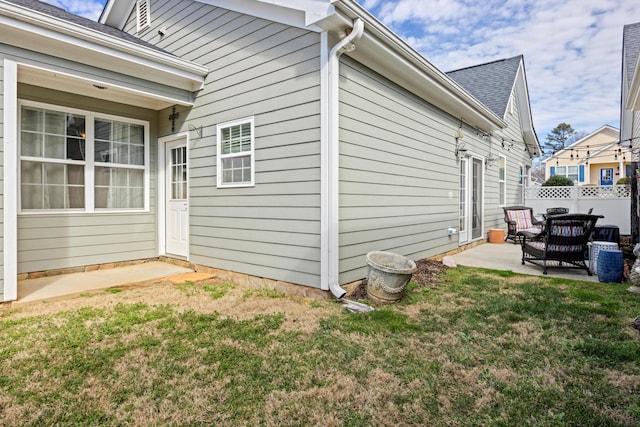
xmin=195 ymin=0 xmax=328 ymax=31
xmin=2 ymin=2 xmax=208 ymax=91
xmin=99 ymin=0 xmax=134 ymax=28
xmin=513 ymin=61 xmax=542 ymax=153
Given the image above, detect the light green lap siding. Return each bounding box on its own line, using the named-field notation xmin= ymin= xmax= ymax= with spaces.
xmin=338 ymin=58 xmax=464 ymax=283
xmin=337 ymin=58 xmax=533 ymax=283
xmin=127 ymin=1 xmax=323 ymax=287
xmin=16 ymin=84 xmax=159 ymax=274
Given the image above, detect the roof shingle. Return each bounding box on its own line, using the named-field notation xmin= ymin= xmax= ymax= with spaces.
xmin=446 ymin=56 xmax=523 ymax=118
xmin=5 ymin=0 xmax=166 ymax=53
xmin=623 ymin=22 xmax=640 ymax=91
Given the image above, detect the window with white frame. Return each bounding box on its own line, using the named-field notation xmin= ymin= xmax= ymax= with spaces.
xmin=498 ymin=155 xmax=506 ymax=206
xmin=217 ymin=117 xmax=255 ymax=188
xmin=19 ymin=102 xmax=148 ymax=212
xmin=554 ymin=165 xmax=579 ymax=182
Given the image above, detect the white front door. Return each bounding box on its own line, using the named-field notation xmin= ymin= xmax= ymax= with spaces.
xmin=165 ymin=138 xmax=189 ymax=257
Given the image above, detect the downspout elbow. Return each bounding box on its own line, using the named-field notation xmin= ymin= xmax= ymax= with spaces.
xmin=329 ymin=19 xmax=364 ymax=59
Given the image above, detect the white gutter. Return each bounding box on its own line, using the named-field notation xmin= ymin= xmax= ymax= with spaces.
xmin=325 ymin=18 xmax=364 ymax=299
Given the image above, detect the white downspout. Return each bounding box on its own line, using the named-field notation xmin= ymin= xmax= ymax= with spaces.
xmin=326 ymin=18 xmax=364 ymax=299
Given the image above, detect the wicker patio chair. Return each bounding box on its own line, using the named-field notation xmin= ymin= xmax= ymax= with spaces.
xmin=520 ymin=213 xmax=602 ymax=275
xmin=546 ymin=207 xmax=569 ymax=216
xmin=503 ymin=206 xmax=543 ymax=243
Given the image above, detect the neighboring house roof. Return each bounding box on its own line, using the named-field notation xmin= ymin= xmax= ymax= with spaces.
xmin=447 ymin=55 xmax=541 ymax=155
xmin=541 ymin=125 xmax=620 ymax=165
xmin=101 ymin=0 xmax=510 ymax=133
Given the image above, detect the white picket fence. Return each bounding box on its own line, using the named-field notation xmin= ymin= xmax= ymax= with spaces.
xmin=524 ymin=185 xmax=630 ymax=234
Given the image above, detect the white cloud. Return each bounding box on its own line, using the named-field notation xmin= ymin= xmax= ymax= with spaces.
xmin=41 ymin=0 xmax=105 ymax=21
xmin=359 ymin=0 xmax=640 ymax=144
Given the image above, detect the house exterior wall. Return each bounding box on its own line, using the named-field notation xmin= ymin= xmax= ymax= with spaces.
xmin=15 ymin=83 xmax=160 ymax=273
xmin=336 ymin=57 xmax=533 ymax=283
xmin=496 ymin=93 xmax=526 ymax=201
xmin=485 ymin=91 xmax=534 ymax=227
xmin=337 ymin=57 xmax=459 ymax=283
xmin=125 ymin=1 xmax=325 ymax=287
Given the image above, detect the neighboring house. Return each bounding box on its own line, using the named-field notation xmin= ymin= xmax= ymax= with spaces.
xmin=542 ymin=125 xmax=629 ymax=186
xmin=0 ymin=0 xmax=540 ymax=302
xmin=622 ymin=22 xmax=640 ymax=242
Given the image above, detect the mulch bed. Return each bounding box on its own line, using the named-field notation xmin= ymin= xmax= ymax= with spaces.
xmin=346 ymin=258 xmax=449 ymax=300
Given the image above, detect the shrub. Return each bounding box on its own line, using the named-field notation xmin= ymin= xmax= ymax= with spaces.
xmin=543 ymin=175 xmax=574 ymax=186
xmin=616 ymin=176 xmax=631 ymax=185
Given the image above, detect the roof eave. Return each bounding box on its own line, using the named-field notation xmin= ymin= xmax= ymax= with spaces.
xmin=512 ymin=59 xmax=542 ymax=155
xmin=3 ymin=0 xmax=208 ymax=92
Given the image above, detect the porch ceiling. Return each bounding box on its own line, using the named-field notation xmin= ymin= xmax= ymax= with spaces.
xmin=18 ymin=65 xmax=193 ymax=110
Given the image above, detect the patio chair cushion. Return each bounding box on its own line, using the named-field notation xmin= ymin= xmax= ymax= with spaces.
xmin=503 ymin=206 xmax=544 ymax=243
xmin=526 ymin=240 xmax=582 ymax=254
xmin=507 ymin=209 xmax=534 ymax=230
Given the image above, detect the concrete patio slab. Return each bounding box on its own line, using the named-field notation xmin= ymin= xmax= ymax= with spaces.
xmin=451 ymin=241 xmax=600 ymax=282
xmin=15 ymin=261 xmax=194 ymax=305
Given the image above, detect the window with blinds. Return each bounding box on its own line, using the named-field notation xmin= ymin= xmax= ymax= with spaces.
xmin=216 ymin=117 xmax=255 ymax=187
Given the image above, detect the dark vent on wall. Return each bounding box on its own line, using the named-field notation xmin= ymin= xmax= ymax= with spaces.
xmin=136 ymin=0 xmax=151 ymax=32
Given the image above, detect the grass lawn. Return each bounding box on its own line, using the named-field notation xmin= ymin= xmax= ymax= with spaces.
xmin=1 ymin=267 xmax=639 ymax=426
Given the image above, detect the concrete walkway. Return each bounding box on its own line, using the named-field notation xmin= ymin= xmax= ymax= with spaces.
xmin=451 ymin=241 xmax=600 ymax=282
xmin=14 ymin=261 xmax=200 ymax=305
xmin=10 ymin=241 xmax=602 ymax=306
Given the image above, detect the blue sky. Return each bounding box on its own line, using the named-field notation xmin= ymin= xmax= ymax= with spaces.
xmin=45 ymin=0 xmax=640 ymax=150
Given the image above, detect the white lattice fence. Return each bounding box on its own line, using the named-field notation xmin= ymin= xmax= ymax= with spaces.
xmin=579 ymin=186 xmax=631 ymax=198
xmin=527 ymin=186 xmax=575 ymax=199
xmin=524 ymin=185 xmax=630 ymax=234
xmin=525 ymin=185 xmax=630 ymax=199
